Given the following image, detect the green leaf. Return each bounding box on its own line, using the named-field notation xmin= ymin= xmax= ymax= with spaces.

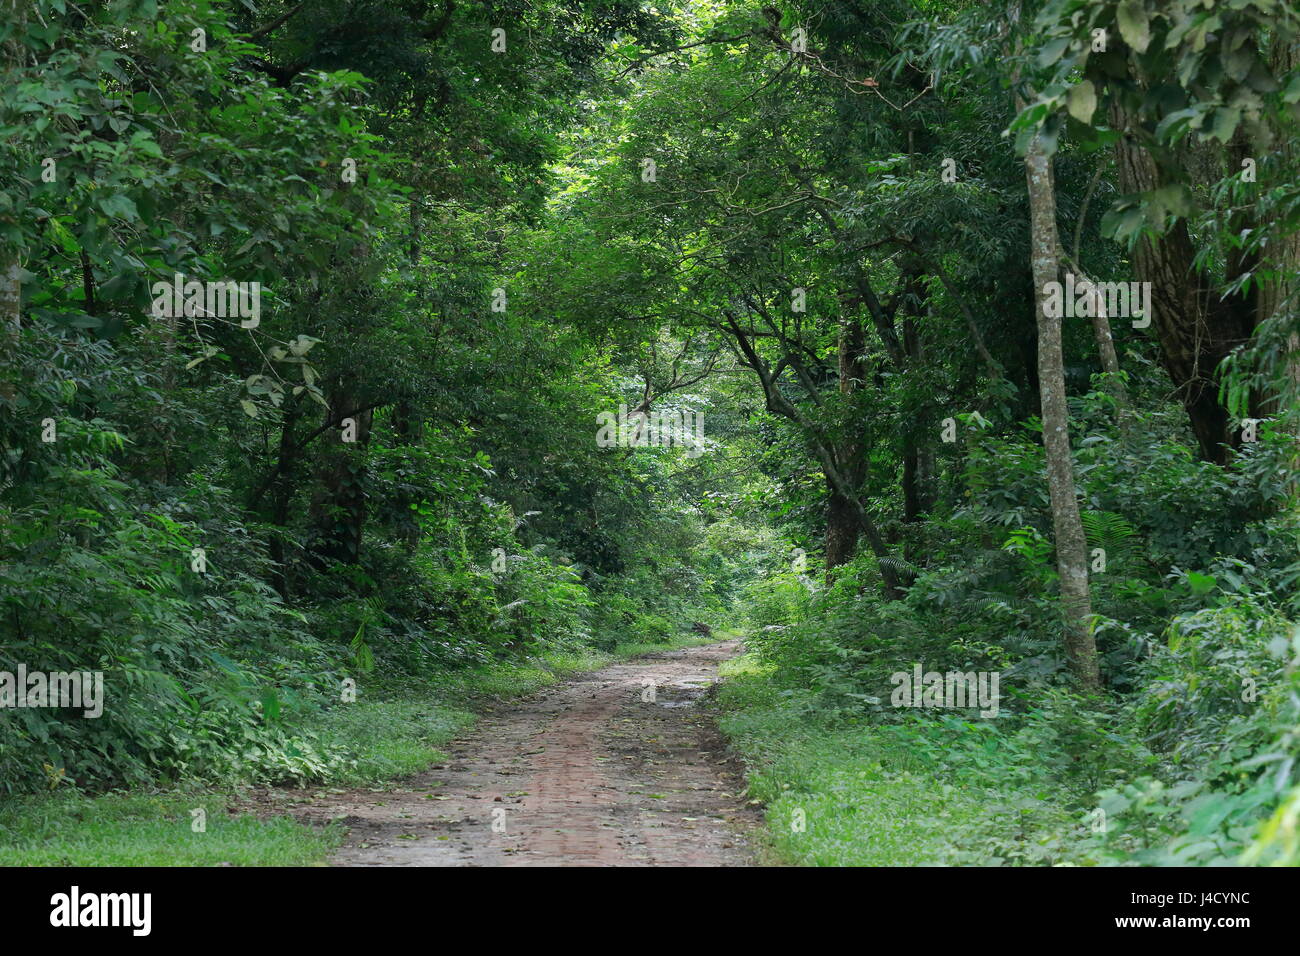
xmin=97 ymin=193 xmax=139 ymax=221
xmin=1282 ymin=73 xmax=1300 ymax=105
xmin=1066 ymin=80 xmax=1097 ymax=123
xmin=1117 ymin=0 xmax=1151 ymax=54
xmin=1036 ymin=36 xmax=1072 ymax=69
xmin=1205 ymin=107 xmax=1241 ymax=145
xmin=260 ymin=689 xmax=281 ymax=721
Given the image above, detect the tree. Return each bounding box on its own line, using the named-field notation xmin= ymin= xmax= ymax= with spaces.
xmin=1028 ymin=0 xmax=1300 ymax=463
xmin=1025 ymin=129 xmax=1103 ymax=692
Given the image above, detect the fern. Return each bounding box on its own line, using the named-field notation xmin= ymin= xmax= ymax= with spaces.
xmin=349 ymin=621 xmax=375 ymax=674
xmin=1081 ymin=511 xmax=1139 ymax=566
xmin=879 ymin=555 xmax=921 ymax=582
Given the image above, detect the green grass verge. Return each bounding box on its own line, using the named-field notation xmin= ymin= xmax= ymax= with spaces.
xmin=0 ymin=791 xmax=341 ymax=867
xmin=0 ymin=633 xmax=715 ymax=866
xmin=715 ymin=654 xmax=1080 ymax=866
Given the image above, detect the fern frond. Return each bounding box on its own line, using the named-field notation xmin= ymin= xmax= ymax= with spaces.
xmin=879 ymin=556 xmax=921 ymax=581
xmin=1081 ymin=511 xmax=1140 ymax=563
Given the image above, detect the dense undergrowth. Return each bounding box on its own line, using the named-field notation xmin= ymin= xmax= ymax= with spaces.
xmin=4 ymin=0 xmax=1299 ymax=872
xmin=2 ymin=311 xmax=739 ymax=797
xmin=0 ymin=431 xmax=732 ymax=796
xmin=0 ymin=0 xmax=734 ymax=802
xmin=0 ymin=322 xmax=737 ymax=797
xmin=719 ymin=382 xmax=1300 ymax=867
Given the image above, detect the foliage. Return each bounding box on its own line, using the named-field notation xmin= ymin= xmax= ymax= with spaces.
xmin=1 ymin=0 xmax=1297 ymax=873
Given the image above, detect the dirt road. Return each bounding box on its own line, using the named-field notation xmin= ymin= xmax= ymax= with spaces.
xmin=288 ymin=641 xmax=759 ymax=866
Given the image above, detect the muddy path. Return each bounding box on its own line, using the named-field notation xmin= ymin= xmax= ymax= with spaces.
xmin=280 ymin=641 xmax=760 ymax=866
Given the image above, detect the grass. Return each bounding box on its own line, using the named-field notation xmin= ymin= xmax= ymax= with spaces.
xmin=0 ymin=791 xmax=341 ymax=866
xmin=715 ymin=653 xmax=1080 ymax=866
xmin=0 ymin=632 xmax=715 ymax=866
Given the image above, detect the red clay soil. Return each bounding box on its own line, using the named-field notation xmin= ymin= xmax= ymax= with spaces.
xmin=280 ymin=640 xmax=760 ymax=866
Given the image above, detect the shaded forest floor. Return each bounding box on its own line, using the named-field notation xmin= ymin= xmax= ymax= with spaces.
xmin=249 ymin=641 xmax=760 ymax=866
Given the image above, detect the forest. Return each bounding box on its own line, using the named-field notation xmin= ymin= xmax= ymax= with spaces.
xmin=1 ymin=0 xmax=1299 ymax=875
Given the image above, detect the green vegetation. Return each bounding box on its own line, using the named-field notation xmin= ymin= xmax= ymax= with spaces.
xmin=2 ymin=0 xmax=1298 ymax=869
xmin=0 ymin=633 xmax=706 ymax=865
xmin=720 ymin=659 xmax=1078 ymax=866
xmin=0 ymin=791 xmax=340 ymax=867
xmin=721 ymin=498 xmax=1300 ymax=865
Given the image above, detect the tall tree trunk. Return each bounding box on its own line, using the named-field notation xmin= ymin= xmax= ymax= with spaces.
xmin=901 ymin=444 xmax=921 ymax=522
xmin=1256 ymin=35 xmax=1300 ymax=498
xmin=825 ymin=491 xmax=860 ymax=569
xmin=1089 ymin=307 xmax=1122 ymax=382
xmin=826 ymin=312 xmax=867 ymax=571
xmin=1111 ymin=104 xmax=1257 ymax=463
xmin=408 ymin=198 xmax=422 ymax=265
xmin=1258 ymin=36 xmax=1300 ymax=419
xmin=1025 ymin=134 xmax=1103 ymax=694
xmin=1059 ymin=253 xmax=1129 ymax=414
